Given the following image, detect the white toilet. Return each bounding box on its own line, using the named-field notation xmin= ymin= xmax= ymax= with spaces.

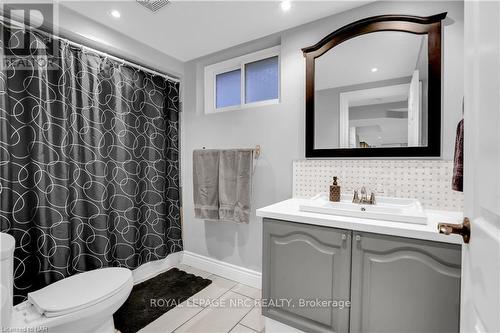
xmin=1 ymin=232 xmax=134 ymax=333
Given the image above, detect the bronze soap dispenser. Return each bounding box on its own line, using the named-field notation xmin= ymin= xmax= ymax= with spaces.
xmin=329 ymin=176 xmax=341 ymax=202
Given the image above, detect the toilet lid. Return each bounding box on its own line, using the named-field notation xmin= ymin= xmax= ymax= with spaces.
xmin=27 ymin=267 xmax=132 ymax=318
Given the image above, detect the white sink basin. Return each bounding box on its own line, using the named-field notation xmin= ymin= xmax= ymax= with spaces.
xmin=299 ymin=193 xmax=427 ymax=225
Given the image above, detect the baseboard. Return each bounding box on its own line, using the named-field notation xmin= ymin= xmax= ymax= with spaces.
xmin=132 ymin=251 xmax=182 ymax=285
xmin=181 ymin=251 xmax=262 ymax=289
xmin=265 ymin=317 xmax=305 ymax=333
xmin=133 ymin=251 xmax=262 ymax=289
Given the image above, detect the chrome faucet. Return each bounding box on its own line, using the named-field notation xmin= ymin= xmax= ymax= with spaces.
xmin=352 ymin=186 xmax=376 ymax=205
xmin=360 ymin=186 xmax=367 ymax=203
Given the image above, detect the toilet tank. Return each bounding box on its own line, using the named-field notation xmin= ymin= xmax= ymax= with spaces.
xmin=0 ymin=232 xmax=15 ymax=328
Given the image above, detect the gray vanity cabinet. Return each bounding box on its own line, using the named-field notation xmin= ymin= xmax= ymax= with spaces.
xmin=349 ymin=232 xmax=462 ymax=333
xmin=262 ymin=219 xmax=462 ymax=333
xmin=262 ymin=218 xmax=352 ymax=333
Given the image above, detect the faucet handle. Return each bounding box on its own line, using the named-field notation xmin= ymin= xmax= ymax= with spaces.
xmin=369 ymin=192 xmax=376 ymax=205
xmin=352 ymin=190 xmax=360 ymax=203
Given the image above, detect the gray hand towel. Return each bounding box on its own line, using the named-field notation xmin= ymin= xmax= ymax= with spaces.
xmin=218 ymin=149 xmax=253 ymax=223
xmin=193 ymin=149 xmax=220 ymax=219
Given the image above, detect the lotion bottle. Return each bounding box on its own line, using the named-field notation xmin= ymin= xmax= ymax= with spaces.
xmin=329 ymin=176 xmax=341 ymax=202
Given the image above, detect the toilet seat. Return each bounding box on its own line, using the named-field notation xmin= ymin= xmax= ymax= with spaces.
xmin=27 ymin=267 xmax=132 ymax=318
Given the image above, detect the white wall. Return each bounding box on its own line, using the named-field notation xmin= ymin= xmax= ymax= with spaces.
xmin=182 ymin=35 xmax=284 ymax=272
xmin=182 ymin=1 xmax=464 ymax=272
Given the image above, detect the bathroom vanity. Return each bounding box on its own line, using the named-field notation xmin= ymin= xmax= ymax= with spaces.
xmin=257 ymin=9 xmax=464 ymax=333
xmin=257 ymin=198 xmax=463 ymax=333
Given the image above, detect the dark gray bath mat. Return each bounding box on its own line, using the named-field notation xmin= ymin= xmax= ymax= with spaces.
xmin=113 ymin=267 xmax=212 ymax=333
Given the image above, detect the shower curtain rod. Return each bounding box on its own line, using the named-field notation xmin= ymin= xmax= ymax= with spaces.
xmin=53 ymin=35 xmax=181 ymax=83
xmin=0 ymin=16 xmax=180 ymax=83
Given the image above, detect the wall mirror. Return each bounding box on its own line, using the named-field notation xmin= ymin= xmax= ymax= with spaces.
xmin=303 ymin=13 xmax=446 ymax=157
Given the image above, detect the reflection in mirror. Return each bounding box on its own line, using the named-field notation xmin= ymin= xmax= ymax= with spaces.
xmin=314 ymin=31 xmax=428 ymax=149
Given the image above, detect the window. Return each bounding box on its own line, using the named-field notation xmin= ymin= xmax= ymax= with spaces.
xmin=245 ymin=56 xmax=279 ymax=104
xmin=204 ymin=46 xmax=280 ymax=114
xmin=216 ymin=69 xmax=241 ymax=108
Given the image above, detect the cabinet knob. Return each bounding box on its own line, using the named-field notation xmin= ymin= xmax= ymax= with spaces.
xmin=355 ymin=235 xmax=361 ymax=242
xmin=342 ymin=234 xmax=347 ymax=240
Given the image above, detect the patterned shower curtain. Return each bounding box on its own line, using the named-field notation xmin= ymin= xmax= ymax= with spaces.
xmin=0 ymin=24 xmax=182 ymax=303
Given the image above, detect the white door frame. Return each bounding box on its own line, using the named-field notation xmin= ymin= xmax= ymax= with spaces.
xmin=408 ymin=70 xmax=422 ymax=146
xmin=339 ymin=83 xmax=410 ymax=148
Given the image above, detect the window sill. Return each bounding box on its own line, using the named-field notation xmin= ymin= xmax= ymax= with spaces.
xmin=206 ymin=98 xmax=280 ymax=115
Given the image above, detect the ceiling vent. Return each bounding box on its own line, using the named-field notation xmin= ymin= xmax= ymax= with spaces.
xmin=136 ymin=0 xmax=170 ymax=12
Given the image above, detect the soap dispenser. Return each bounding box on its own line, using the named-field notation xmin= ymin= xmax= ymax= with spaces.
xmin=329 ymin=176 xmax=341 ymax=202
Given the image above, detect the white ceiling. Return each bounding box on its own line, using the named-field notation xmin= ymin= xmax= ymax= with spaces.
xmin=59 ymin=1 xmax=371 ymax=61
xmin=315 ymin=31 xmax=425 ymax=90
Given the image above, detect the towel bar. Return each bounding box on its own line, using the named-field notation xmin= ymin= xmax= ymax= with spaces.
xmin=201 ymin=145 xmax=261 ymax=159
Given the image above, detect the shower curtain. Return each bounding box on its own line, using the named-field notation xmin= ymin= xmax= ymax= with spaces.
xmin=0 ymin=24 xmax=182 ymax=303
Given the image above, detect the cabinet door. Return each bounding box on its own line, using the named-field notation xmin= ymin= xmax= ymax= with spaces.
xmin=262 ymin=218 xmax=351 ymax=333
xmin=350 ymin=232 xmax=461 ymax=333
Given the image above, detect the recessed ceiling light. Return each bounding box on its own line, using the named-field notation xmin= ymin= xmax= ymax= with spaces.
xmin=110 ymin=10 xmax=121 ymax=18
xmin=281 ymin=1 xmax=291 ymax=12
xmin=371 ymin=67 xmax=378 ymax=72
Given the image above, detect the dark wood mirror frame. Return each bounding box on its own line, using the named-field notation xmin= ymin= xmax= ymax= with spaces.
xmin=302 ymin=13 xmax=447 ymax=158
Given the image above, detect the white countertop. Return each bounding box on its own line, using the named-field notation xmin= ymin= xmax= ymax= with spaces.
xmin=256 ymin=198 xmax=464 ymax=245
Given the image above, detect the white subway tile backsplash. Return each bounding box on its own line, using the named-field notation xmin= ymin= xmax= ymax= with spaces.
xmin=293 ymin=160 xmax=464 ymax=211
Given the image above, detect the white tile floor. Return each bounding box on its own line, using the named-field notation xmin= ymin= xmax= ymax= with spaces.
xmin=138 ymin=264 xmax=265 ymax=333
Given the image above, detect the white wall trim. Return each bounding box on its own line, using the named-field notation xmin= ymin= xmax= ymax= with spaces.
xmin=131 ymin=251 xmax=262 ymax=289
xmin=182 ymin=251 xmax=262 ymax=289
xmin=132 ymin=251 xmax=182 ymax=285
